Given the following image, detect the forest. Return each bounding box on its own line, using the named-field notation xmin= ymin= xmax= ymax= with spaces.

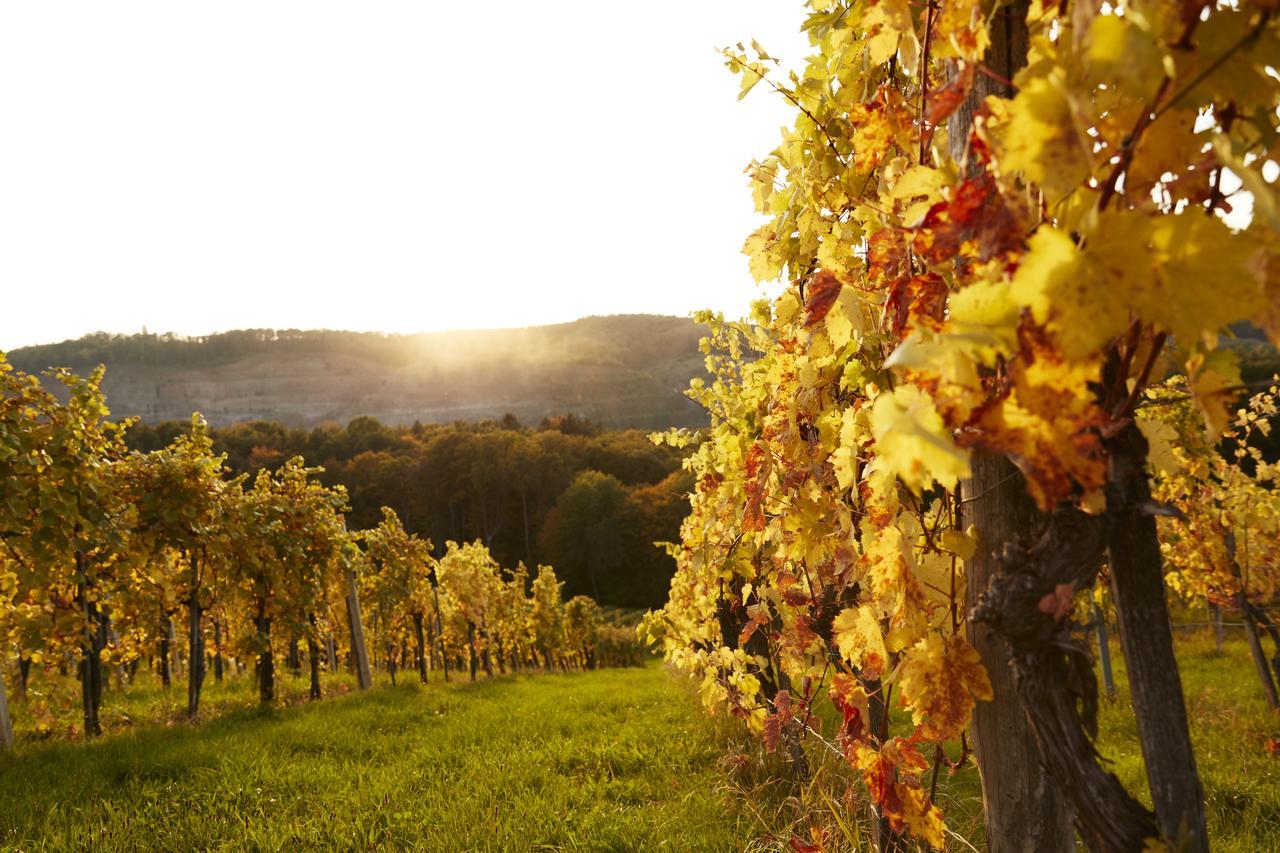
xmin=125 ymin=414 xmax=691 ymax=609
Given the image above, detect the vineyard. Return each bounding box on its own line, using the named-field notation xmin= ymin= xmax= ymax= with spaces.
xmin=0 ymin=359 xmax=647 ymax=746
xmin=4 ymin=0 xmax=1280 ymax=851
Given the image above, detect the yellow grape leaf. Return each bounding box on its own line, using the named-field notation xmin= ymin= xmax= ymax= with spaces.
xmin=1146 ymin=213 xmax=1266 ymax=346
xmin=1188 ymin=349 xmax=1242 ymax=440
xmin=987 ymin=74 xmax=1093 ymax=207
xmin=824 ymin=285 xmax=865 ymax=349
xmin=1136 ymin=416 xmax=1180 ymax=475
xmin=940 ymin=526 xmax=978 ymax=560
xmin=899 ymin=786 xmax=947 ymax=851
xmin=869 ymin=384 xmax=971 ymax=493
xmin=832 ymin=406 xmax=860 ymax=491
xmin=1122 ymin=108 xmax=1197 ymax=197
xmin=890 ymin=165 xmax=946 ymax=201
xmin=897 ymin=633 xmax=992 ymax=741
xmin=863 ymin=0 xmax=913 ymax=66
xmin=833 ymin=605 xmax=890 ymax=679
xmin=743 ymin=225 xmax=784 ymax=283
xmin=1010 ymin=218 xmax=1141 ymax=360
xmin=884 ymin=330 xmax=986 ymax=423
xmin=1256 ymin=246 xmax=1280 ymax=346
xmin=914 ymin=550 xmax=959 ymax=619
xmin=934 ymin=0 xmax=988 ymax=61
xmin=855 ymin=742 xmax=946 ymax=848
xmin=1012 ymin=210 xmax=1263 ymax=360
xmin=1085 ymin=13 xmax=1165 ymax=98
xmin=948 ymin=275 xmax=1022 ymax=362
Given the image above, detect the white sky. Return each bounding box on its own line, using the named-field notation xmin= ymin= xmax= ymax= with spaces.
xmin=0 ymin=2 xmax=808 ymax=351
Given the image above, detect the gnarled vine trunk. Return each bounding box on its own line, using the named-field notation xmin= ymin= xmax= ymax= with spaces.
xmin=961 ymin=458 xmax=1075 ymax=852
xmin=949 ymin=3 xmax=1075 ymax=849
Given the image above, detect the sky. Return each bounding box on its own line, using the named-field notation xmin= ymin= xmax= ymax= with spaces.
xmin=0 ymin=2 xmax=811 ymax=351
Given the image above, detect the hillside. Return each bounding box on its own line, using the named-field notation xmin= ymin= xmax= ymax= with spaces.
xmin=5 ymin=315 xmax=710 ymax=429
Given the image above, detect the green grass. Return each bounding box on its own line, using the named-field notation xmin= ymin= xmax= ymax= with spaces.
xmin=1093 ymin=631 xmax=1280 ymax=853
xmin=0 ymin=665 xmax=756 ymax=851
xmin=1 ymin=631 xmax=1276 ymax=851
xmin=754 ymin=630 xmax=1280 ymax=851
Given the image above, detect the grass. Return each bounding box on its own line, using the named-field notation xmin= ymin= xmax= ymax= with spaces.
xmin=1 ymin=630 xmax=1277 ymax=851
xmin=0 ymin=665 xmax=757 ymax=851
xmin=1093 ymin=631 xmax=1280 ymax=853
xmin=732 ymin=629 xmax=1280 ymax=851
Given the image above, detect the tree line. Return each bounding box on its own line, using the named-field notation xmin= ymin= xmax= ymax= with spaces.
xmin=125 ymin=413 xmax=692 ymax=609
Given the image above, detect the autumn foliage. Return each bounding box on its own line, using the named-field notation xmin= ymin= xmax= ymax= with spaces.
xmin=645 ymin=0 xmax=1280 ymax=848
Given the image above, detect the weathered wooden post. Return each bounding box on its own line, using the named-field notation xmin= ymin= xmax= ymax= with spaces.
xmin=0 ymin=669 xmax=14 ymax=750
xmin=345 ymin=569 xmax=372 ymax=690
xmin=1094 ymin=599 xmax=1116 ymax=697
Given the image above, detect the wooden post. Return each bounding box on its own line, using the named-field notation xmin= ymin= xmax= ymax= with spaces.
xmin=345 ymin=570 xmax=372 ymax=690
xmin=467 ymin=622 xmax=478 ymax=682
xmin=0 ymin=668 xmax=14 ymax=750
xmin=186 ymin=592 xmax=204 ymax=717
xmin=159 ymin=619 xmax=171 ymax=688
xmin=1239 ymin=594 xmax=1280 ymax=711
xmin=1226 ymin=533 xmax=1280 ymax=710
xmin=257 ymin=616 xmax=275 ymax=704
xmin=213 ymin=619 xmax=224 ymax=682
xmin=1106 ymin=422 xmax=1207 ymax=851
xmin=962 ymin=457 xmax=1075 ymax=851
xmin=1209 ymin=599 xmax=1224 ymax=652
xmin=413 ymin=612 xmax=429 ymax=685
xmin=1093 ymin=599 xmax=1116 ymax=697
xmin=433 ymin=584 xmax=450 ymax=683
xmin=77 ymin=573 xmax=104 ymax=738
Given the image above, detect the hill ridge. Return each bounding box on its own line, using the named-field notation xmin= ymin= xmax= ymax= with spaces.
xmin=6 ymin=314 xmax=710 ymax=429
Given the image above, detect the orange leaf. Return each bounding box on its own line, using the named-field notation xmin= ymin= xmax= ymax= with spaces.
xmin=804 ymin=271 xmax=843 ymax=327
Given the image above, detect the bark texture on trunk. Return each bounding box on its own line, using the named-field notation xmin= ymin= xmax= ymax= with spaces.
xmin=962 ymin=457 xmax=1075 ymax=852
xmin=972 ymin=505 xmax=1160 ymax=851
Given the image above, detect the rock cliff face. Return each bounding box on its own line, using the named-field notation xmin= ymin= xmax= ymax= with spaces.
xmin=7 ymin=315 xmax=710 ymax=429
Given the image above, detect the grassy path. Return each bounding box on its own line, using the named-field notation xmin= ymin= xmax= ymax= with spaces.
xmin=0 ymin=665 xmax=747 ymax=851
xmin=2 ymin=635 xmax=1277 ymax=851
